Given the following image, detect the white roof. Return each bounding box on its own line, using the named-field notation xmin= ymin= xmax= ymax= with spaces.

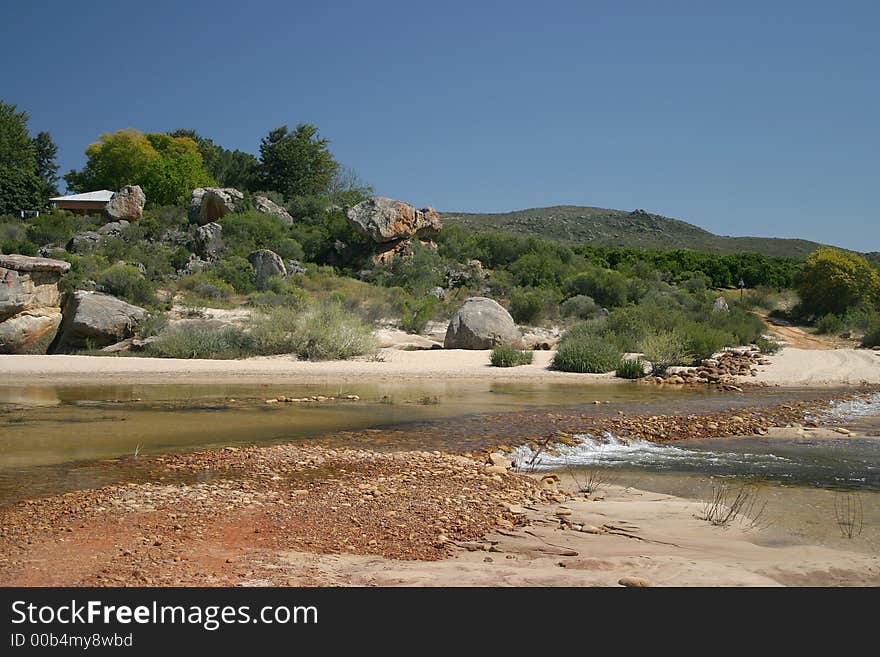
xmin=50 ymin=190 xmax=115 ymax=202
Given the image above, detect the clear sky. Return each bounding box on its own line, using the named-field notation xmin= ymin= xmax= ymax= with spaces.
xmin=2 ymin=0 xmax=877 ymax=250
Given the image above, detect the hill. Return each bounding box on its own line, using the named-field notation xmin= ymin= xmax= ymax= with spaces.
xmin=442 ymin=206 xmax=828 ymax=258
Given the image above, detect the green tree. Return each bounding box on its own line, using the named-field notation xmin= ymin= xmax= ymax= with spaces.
xmin=0 ymin=101 xmax=43 ymax=213
xmin=33 ymin=131 xmax=59 ymax=198
xmin=168 ymin=129 xmax=260 ymax=191
xmin=65 ymin=128 xmax=158 ymax=192
xmin=258 ymin=124 xmax=339 ymax=199
xmin=796 ymin=247 xmax=880 ymax=316
xmin=65 ymin=129 xmax=214 ymax=205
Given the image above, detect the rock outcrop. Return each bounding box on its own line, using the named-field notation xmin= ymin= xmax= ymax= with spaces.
xmin=0 ymin=255 xmax=70 ymax=354
xmin=252 ymin=195 xmax=293 ymax=225
xmin=104 ymin=185 xmax=145 ymax=221
xmin=97 ymin=220 xmax=130 ymax=237
xmin=193 ymin=222 xmax=224 ymax=260
xmin=713 ymin=296 xmax=730 ymax=313
xmin=444 ymin=297 xmax=522 ymax=350
xmin=247 ymin=249 xmax=287 ymax=288
xmin=345 ymin=197 xmax=442 ymax=243
xmin=66 ymin=231 xmax=102 ymax=254
xmin=51 ymin=291 xmax=148 ymax=352
xmin=188 ymin=187 xmax=244 ymax=225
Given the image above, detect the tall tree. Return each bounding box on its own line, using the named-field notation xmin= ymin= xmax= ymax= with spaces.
xmin=33 ymin=131 xmax=59 ymax=198
xmin=258 ymin=124 xmax=339 ymax=200
xmin=168 ymin=129 xmax=260 ymax=192
xmin=0 ymin=101 xmax=42 ymax=214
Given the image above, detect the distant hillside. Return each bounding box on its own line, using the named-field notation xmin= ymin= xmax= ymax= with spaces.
xmin=442 ymin=206 xmax=828 ymax=259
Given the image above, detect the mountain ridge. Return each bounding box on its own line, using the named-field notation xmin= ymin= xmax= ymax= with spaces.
xmin=441 ymin=205 xmax=836 ymax=259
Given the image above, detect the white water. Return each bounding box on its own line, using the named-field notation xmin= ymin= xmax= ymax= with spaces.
xmin=818 ymin=392 xmax=880 ymax=422
xmin=512 ymin=432 xmax=792 ymax=472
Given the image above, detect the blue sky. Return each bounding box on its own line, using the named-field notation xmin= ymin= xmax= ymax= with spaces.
xmin=2 ymin=0 xmax=877 ymax=250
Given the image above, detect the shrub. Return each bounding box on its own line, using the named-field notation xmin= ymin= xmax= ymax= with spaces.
xmin=490 ymin=347 xmax=534 ymax=367
xmin=616 ymin=357 xmax=647 ymax=379
xmin=566 ymin=268 xmax=628 ymax=308
xmin=815 ymin=314 xmax=844 ymax=335
xmin=399 ymin=295 xmax=439 ymax=334
xmin=509 ymin=288 xmax=554 ymax=324
xmin=146 ymin=325 xmax=255 ymax=359
xmin=679 ymin=322 xmax=730 ymax=360
xmin=637 ymin=331 xmax=693 ymax=376
xmin=248 ymin=303 xmax=377 ymax=360
xmin=214 ymin=255 xmax=257 ymax=293
xmin=552 ymin=334 xmax=622 ymax=373
xmin=96 ymin=263 xmax=156 ymax=307
xmin=755 ymin=337 xmax=782 ymax=354
xmin=178 ymin=273 xmax=234 ymax=303
xmin=561 ymin=294 xmax=600 ymax=320
xmin=861 ymin=317 xmax=880 ymax=348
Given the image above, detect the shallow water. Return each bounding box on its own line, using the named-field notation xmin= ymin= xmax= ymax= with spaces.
xmin=0 ymin=380 xmax=872 ymax=511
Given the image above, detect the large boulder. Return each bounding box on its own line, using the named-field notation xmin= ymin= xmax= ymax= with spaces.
xmin=188 ymin=187 xmax=244 ymax=225
xmin=247 ymin=249 xmax=287 ymax=288
xmin=193 ymin=222 xmax=224 ymax=260
xmin=104 ymin=185 xmax=145 ymax=221
xmin=0 ymin=255 xmax=70 ymax=354
xmin=97 ymin=220 xmax=130 ymax=237
xmin=444 ymin=297 xmax=522 ymax=349
xmin=51 ymin=291 xmax=148 ymax=352
xmin=252 ymin=195 xmax=293 ymax=225
xmin=345 ymin=197 xmax=442 ymax=243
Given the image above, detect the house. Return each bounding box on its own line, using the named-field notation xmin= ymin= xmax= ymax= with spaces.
xmin=49 ymin=190 xmax=114 ymax=215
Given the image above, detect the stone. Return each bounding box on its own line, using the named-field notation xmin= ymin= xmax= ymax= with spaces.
xmin=104 ymin=185 xmax=145 ymax=221
xmin=252 ymin=195 xmax=293 ymax=225
xmin=618 ymin=576 xmax=654 ymax=587
xmin=713 ymin=296 xmax=730 ymax=313
xmin=287 ymin=259 xmax=307 ymax=275
xmin=97 ymin=220 xmax=130 ymax=237
xmin=0 ymin=308 xmax=62 ymax=354
xmin=444 ymin=297 xmax=522 ymax=349
xmin=66 ymin=231 xmax=102 ymax=254
xmin=193 ymin=222 xmax=224 ymax=260
xmin=345 ymin=197 xmax=442 ymax=243
xmin=0 ymin=255 xmax=70 ymax=354
xmin=488 ymin=453 xmax=513 ymax=469
xmin=51 ymin=291 xmax=148 ymax=352
xmin=188 ymin=187 xmax=244 ymax=225
xmin=247 ymin=249 xmax=287 ymax=287
xmin=428 ymin=286 xmax=446 ymax=300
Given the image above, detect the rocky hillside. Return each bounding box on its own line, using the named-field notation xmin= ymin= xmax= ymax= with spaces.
xmin=443 ymin=206 xmax=828 ymax=258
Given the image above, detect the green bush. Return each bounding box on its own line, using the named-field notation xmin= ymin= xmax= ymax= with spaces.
xmin=213 ymin=255 xmax=257 ymax=293
xmin=679 ymin=322 xmax=730 ymax=360
xmin=561 ymin=294 xmax=600 ymax=320
xmin=755 ymin=337 xmax=782 ymax=354
xmin=861 ymin=318 xmax=880 ymax=348
xmin=96 ymin=263 xmax=156 ymax=307
xmin=490 ymin=347 xmax=534 ymax=367
xmin=815 ymin=313 xmax=844 ymax=335
xmin=248 ymin=303 xmax=377 ymax=360
xmin=399 ymin=295 xmax=439 ymax=334
xmin=637 ymin=332 xmax=693 ymax=376
xmin=552 ymin=334 xmax=621 ymax=373
xmin=509 ymin=287 xmax=556 ymax=324
xmin=615 ymin=357 xmax=647 ymax=379
xmin=566 ymin=268 xmax=628 ymax=308
xmin=147 ymin=325 xmax=255 ymax=359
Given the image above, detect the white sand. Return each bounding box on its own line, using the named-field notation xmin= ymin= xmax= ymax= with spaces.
xmin=281 ymin=482 xmax=880 ymax=587
xmin=1 ymin=346 xmax=878 ymax=387
xmin=742 ymin=347 xmax=880 ymax=387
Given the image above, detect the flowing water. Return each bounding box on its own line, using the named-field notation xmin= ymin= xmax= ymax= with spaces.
xmin=1 ymin=381 xmax=879 ymax=554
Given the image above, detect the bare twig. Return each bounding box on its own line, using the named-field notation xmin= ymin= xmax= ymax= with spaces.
xmin=834 ymin=491 xmax=863 ymax=539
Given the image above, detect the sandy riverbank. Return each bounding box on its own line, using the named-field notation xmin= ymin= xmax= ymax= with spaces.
xmin=2 ymin=432 xmax=876 ymax=587
xmin=1 ymin=346 xmax=878 ymax=387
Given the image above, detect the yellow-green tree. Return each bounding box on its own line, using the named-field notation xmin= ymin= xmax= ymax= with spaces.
xmin=796 ymin=247 xmax=880 ymax=316
xmin=64 ymin=129 xmax=214 ymax=205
